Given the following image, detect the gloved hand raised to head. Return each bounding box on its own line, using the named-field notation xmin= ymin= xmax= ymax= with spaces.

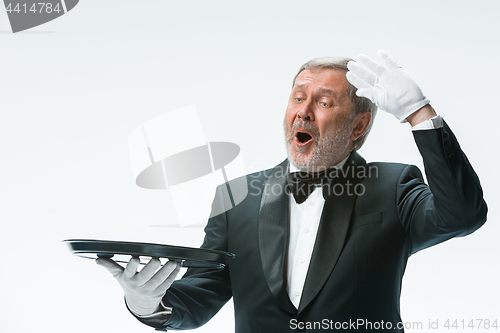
xmin=346 ymin=50 xmax=430 ymax=122
xmin=96 ymin=257 xmax=181 ymax=316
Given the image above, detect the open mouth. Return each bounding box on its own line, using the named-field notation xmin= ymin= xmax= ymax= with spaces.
xmin=295 ymin=131 xmax=313 ymax=145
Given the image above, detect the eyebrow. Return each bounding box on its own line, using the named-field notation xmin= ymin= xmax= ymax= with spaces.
xmin=294 ymin=84 xmax=307 ymax=91
xmin=294 ymin=85 xmax=339 ymax=99
xmin=318 ymin=88 xmax=338 ymax=99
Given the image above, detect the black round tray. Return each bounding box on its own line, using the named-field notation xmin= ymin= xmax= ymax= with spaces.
xmin=63 ymin=239 xmax=235 ymax=269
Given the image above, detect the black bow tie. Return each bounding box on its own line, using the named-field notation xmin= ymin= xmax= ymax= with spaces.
xmin=286 ymin=171 xmax=330 ymax=204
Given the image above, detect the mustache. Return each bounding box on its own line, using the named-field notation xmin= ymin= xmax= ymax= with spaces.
xmin=291 ymin=120 xmax=320 ymax=139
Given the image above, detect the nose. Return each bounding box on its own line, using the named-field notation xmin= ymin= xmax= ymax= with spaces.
xmin=297 ymin=102 xmax=314 ymax=121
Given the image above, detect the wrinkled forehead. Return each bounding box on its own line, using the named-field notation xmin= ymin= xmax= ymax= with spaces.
xmin=292 ymin=68 xmax=350 ymax=95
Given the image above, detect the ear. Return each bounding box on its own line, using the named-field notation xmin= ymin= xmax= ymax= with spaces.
xmin=350 ymin=111 xmax=372 ymax=141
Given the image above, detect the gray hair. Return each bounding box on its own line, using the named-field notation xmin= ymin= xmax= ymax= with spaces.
xmin=292 ymin=57 xmax=377 ymax=151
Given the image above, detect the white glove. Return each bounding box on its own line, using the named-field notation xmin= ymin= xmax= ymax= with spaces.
xmin=96 ymin=257 xmax=181 ymax=316
xmin=346 ymin=50 xmax=430 ymax=122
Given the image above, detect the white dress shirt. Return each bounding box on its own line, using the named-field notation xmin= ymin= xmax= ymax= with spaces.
xmin=287 ymin=157 xmax=349 ymax=308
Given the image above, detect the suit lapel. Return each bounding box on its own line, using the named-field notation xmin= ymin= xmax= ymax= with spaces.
xmin=258 ymin=159 xmax=297 ymax=315
xmin=298 ymin=152 xmax=367 ymax=313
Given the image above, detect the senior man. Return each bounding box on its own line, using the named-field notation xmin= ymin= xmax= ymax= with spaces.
xmin=97 ymin=51 xmax=487 ymax=332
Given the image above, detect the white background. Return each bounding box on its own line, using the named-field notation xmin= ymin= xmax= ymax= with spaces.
xmin=1 ymin=1 xmax=499 ymax=332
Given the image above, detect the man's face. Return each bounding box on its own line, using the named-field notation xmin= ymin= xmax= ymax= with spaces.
xmin=284 ymin=68 xmax=356 ymax=173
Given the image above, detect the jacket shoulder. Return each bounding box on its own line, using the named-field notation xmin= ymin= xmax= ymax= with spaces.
xmin=365 ymin=161 xmax=421 ymax=179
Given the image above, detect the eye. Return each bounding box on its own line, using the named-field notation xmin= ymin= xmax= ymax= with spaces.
xmin=295 ymin=98 xmax=304 ymax=102
xmin=320 ymin=102 xmax=331 ymax=107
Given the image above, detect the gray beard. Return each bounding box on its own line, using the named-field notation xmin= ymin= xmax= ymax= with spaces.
xmin=284 ymin=116 xmax=353 ymax=173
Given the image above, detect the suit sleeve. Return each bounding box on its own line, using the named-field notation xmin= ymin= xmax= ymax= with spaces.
xmin=397 ymin=120 xmax=487 ymax=255
xmin=133 ymin=184 xmax=233 ymax=331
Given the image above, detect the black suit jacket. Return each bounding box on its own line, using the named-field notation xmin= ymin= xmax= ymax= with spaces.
xmin=137 ymin=121 xmax=487 ymax=332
